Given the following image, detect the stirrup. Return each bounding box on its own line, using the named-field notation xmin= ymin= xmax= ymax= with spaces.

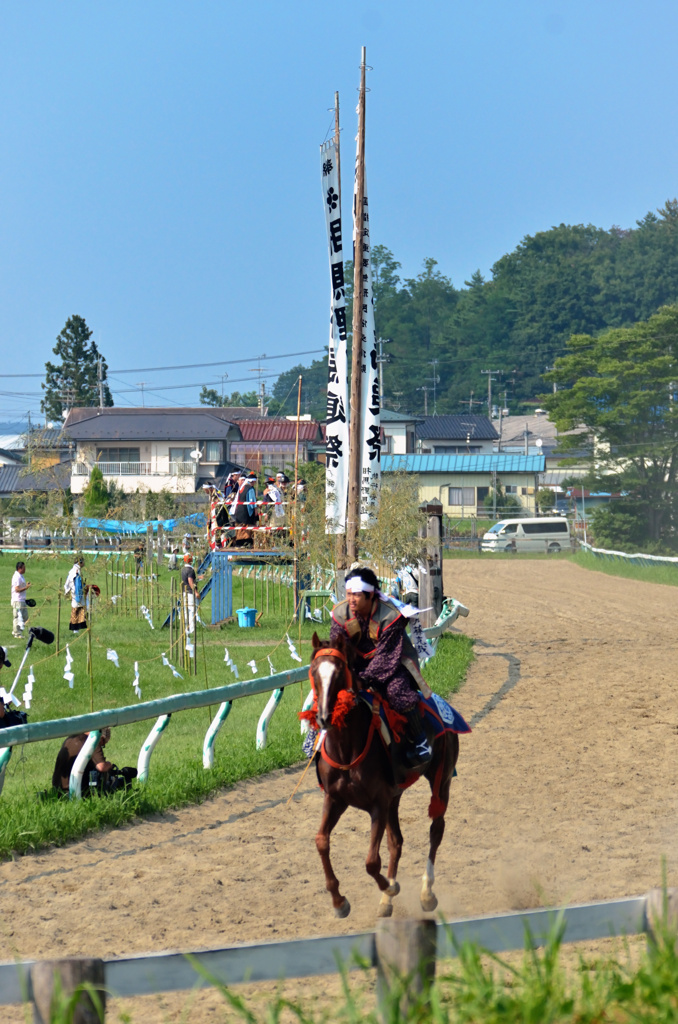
xmin=405 ymin=739 xmax=433 ymax=768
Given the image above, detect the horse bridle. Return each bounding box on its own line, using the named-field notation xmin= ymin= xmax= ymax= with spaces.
xmin=309 ymin=647 xmax=355 ymax=694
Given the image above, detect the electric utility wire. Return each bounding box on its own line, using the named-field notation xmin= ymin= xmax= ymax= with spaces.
xmin=0 ymin=348 xmax=326 ymax=379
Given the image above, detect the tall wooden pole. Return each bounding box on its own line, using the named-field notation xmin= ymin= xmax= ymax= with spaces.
xmin=333 ymin=90 xmax=348 ymax=595
xmin=292 ymin=375 xmax=303 ymax=621
xmin=346 ymin=46 xmax=367 ymax=564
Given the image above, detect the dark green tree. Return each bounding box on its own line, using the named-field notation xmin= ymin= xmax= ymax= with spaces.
xmin=199 ymin=387 xmax=259 ymax=408
xmin=545 ymin=305 xmax=678 ymax=549
xmin=82 ymin=466 xmax=109 ymax=516
xmin=42 ymin=315 xmax=113 ymax=421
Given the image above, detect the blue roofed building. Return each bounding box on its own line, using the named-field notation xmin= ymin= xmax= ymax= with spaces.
xmin=381 ymin=452 xmax=546 ymax=516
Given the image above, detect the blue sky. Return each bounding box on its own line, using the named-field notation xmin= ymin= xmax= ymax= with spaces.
xmin=2 ymin=1 xmax=677 ymax=421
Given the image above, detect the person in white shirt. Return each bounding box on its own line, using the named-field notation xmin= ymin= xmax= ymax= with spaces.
xmin=10 ymin=561 xmax=30 ymax=638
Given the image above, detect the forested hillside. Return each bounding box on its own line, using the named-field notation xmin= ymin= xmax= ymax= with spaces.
xmin=273 ymin=199 xmax=678 ymax=419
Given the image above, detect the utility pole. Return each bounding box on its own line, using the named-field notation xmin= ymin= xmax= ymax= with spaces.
xmin=97 ymin=357 xmax=105 ymax=408
xmin=259 ymin=380 xmax=266 ymax=415
xmin=428 ymin=359 xmax=440 ymax=416
xmin=376 ymin=337 xmax=391 ymax=403
xmin=346 ymin=46 xmax=367 ymax=565
xmin=481 ymin=369 xmax=501 ymax=418
xmin=418 ymin=386 xmax=429 ymax=416
xmin=137 ymin=382 xmax=149 ymax=407
xmin=462 ymin=391 xmax=483 ymax=413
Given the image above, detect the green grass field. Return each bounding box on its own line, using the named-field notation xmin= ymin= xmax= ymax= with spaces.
xmin=0 ymin=551 xmax=474 ymax=859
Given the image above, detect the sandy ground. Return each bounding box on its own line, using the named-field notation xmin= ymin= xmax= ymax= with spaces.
xmin=2 ymin=559 xmax=676 ymax=1020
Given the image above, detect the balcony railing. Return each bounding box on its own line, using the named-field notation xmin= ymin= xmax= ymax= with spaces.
xmin=73 ymin=461 xmax=197 ymax=478
xmin=98 ymin=462 xmax=152 ymax=475
xmin=170 ymin=462 xmax=197 ymax=476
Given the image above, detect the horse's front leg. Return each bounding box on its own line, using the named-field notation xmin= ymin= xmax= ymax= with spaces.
xmin=315 ymin=793 xmax=351 ymax=918
xmin=378 ymin=797 xmax=403 ymax=918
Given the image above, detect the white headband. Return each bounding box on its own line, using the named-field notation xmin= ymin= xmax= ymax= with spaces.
xmin=345 ymin=577 xmax=375 ymax=594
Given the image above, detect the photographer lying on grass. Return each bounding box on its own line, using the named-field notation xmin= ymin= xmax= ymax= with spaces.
xmin=52 ymin=728 xmax=137 ymax=796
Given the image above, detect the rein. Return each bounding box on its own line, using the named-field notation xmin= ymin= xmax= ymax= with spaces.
xmin=320 ymin=706 xmax=380 ymax=772
xmin=308 ymin=646 xmax=380 ymax=771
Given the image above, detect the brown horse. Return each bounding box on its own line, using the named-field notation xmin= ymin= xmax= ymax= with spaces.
xmin=308 ymin=632 xmax=459 ymax=919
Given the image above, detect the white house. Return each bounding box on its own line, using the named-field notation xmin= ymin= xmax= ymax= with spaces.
xmin=64 ymin=408 xmax=243 ymax=495
xmin=380 ymin=409 xmax=422 ymax=455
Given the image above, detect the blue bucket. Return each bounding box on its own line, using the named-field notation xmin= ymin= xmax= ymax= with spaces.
xmin=236 ymin=607 xmax=257 ymax=628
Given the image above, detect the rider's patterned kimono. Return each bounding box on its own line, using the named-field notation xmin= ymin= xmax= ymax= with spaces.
xmin=330 ymin=597 xmax=425 ymax=712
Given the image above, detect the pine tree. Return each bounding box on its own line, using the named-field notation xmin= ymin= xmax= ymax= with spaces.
xmin=41 ymin=315 xmax=113 ymax=421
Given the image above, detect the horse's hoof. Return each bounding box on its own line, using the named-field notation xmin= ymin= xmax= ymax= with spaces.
xmin=377 ymin=901 xmax=393 ymax=918
xmin=420 ymin=893 xmax=438 ymax=912
xmin=334 ymin=898 xmax=351 ymax=919
xmin=386 ymin=881 xmax=400 ymax=897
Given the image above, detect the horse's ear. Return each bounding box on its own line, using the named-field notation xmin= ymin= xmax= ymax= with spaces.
xmin=334 ymin=632 xmax=345 ymax=653
xmin=311 ymin=631 xmax=321 ymax=650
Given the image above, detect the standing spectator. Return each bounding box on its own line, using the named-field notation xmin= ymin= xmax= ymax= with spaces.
xmin=64 ymin=557 xmax=87 ymax=631
xmin=398 ymin=564 xmax=420 ymax=607
xmin=167 ymin=547 xmax=179 ymax=570
xmin=10 ymin=561 xmax=30 ymax=638
xmin=181 ymin=554 xmax=199 ymax=633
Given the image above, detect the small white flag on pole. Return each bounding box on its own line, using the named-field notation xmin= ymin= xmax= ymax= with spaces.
xmin=247 ymin=659 xmax=257 ymax=675
xmin=140 ymin=605 xmax=154 ymax=630
xmin=107 ymin=649 xmax=120 ymax=668
xmin=132 ymin=661 xmax=141 ymax=699
xmin=224 ymin=647 xmax=230 ymax=663
xmin=161 ymin=653 xmax=183 ymax=680
xmin=267 ymin=655 xmax=275 ymax=676
xmin=23 ymin=666 xmax=34 ymax=709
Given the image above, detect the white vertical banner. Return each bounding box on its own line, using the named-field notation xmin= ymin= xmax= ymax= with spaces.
xmin=354 ymin=163 xmax=381 ymax=524
xmin=321 ymin=139 xmax=349 ymax=533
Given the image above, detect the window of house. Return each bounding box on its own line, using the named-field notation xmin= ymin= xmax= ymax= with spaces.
xmin=434 ymin=445 xmax=481 ymax=454
xmin=96 ymin=448 xmax=140 ymax=463
xmin=169 ymin=448 xmax=193 ymax=463
xmin=204 ymin=441 xmax=222 ymax=463
xmin=448 ymin=487 xmax=475 ymax=507
xmin=383 ymin=434 xmax=393 ymax=454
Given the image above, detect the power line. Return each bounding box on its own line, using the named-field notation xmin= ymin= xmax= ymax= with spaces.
xmin=0 ymin=348 xmax=326 ymax=379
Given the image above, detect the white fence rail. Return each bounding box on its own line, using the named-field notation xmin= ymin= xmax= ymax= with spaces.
xmin=0 ymin=599 xmax=470 ymax=796
xmin=0 ymin=894 xmax=654 ymax=1005
xmin=580 ymin=540 xmax=678 ymax=567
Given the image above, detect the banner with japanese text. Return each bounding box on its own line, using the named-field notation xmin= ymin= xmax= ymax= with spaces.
xmin=321 ymin=139 xmax=349 ymax=533
xmin=354 ymin=164 xmax=381 ymax=525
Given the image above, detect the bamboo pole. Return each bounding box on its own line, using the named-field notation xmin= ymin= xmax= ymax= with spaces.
xmin=87 ymin=611 xmax=94 ymax=712
xmin=56 ymin=578 xmax=62 ymax=655
xmin=293 ymin=374 xmax=302 ymax=619
xmin=346 ymin=46 xmax=368 ymax=564
xmin=179 ymin=584 xmax=186 ymax=670
xmin=169 ymin=575 xmax=174 ymax=657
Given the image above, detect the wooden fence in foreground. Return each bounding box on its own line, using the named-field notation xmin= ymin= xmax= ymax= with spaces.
xmin=1 ymin=891 xmax=673 ymax=1019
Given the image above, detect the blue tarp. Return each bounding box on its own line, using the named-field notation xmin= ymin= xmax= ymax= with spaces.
xmin=77 ymin=512 xmax=206 ymax=535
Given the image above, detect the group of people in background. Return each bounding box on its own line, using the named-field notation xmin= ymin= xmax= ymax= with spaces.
xmin=204 ymin=469 xmax=305 ymax=549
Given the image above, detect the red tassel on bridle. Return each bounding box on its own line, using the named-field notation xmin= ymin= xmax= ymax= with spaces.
xmin=301 ymin=648 xmax=356 ymax=730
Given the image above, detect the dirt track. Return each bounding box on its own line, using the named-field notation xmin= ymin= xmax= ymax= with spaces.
xmin=3 ymin=559 xmax=678 ymax=1019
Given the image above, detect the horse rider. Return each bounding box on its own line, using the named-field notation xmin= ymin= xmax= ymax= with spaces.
xmin=329 ymin=566 xmax=434 ymax=768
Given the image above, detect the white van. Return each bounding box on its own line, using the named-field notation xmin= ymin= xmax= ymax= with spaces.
xmin=481 ymin=517 xmax=571 ymax=554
